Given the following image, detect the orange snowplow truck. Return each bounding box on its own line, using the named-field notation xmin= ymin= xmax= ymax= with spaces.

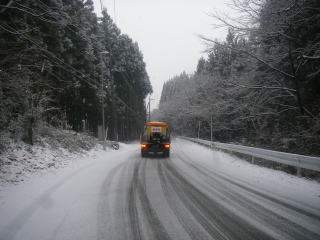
xmin=140 ymin=122 xmax=171 ymax=157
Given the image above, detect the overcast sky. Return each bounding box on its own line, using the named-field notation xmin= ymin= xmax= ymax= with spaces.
xmin=93 ymin=0 xmax=233 ymax=110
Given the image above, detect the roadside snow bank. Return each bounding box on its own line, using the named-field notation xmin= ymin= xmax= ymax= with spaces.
xmin=0 ymin=127 xmax=115 ymax=187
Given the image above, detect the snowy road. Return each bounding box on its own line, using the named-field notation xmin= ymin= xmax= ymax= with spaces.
xmin=0 ymin=138 xmax=320 ymax=240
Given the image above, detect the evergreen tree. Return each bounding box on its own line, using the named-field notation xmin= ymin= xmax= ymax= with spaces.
xmin=0 ymin=0 xmax=152 ymax=144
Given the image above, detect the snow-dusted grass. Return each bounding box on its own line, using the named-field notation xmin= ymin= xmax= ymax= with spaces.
xmin=0 ymin=126 xmax=105 ymax=187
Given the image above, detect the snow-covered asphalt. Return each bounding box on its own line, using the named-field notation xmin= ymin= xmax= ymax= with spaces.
xmin=0 ymin=138 xmax=320 ymax=240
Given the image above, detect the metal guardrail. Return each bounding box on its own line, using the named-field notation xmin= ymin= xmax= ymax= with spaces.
xmin=180 ymin=136 xmax=320 ymax=173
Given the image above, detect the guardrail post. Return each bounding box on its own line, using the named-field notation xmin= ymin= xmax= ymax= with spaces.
xmin=297 ymin=167 xmax=302 ymax=177
xmin=251 ymin=156 xmax=255 ymax=164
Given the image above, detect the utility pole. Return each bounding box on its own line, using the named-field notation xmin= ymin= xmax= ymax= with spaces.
xmin=111 ymin=75 xmax=117 ymax=141
xmin=148 ymin=95 xmax=151 ymax=122
xmin=210 ymin=115 xmax=213 ymax=142
xmin=99 ymin=51 xmax=109 ymax=150
xmin=198 ymin=121 xmax=201 ymax=139
xmin=147 ymin=95 xmax=154 ymax=122
xmin=145 ymin=100 xmax=149 ymax=123
xmin=101 ymin=75 xmax=106 ymax=150
xmin=210 ymin=115 xmax=213 ymax=148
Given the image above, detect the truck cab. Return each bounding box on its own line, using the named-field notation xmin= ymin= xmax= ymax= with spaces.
xmin=140 ymin=122 xmax=171 ymax=157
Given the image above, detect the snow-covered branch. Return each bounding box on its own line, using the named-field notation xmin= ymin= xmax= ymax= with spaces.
xmin=200 ymin=36 xmax=295 ymax=79
xmin=302 ymin=55 xmax=320 ymax=60
xmin=227 ymin=82 xmax=297 ymax=92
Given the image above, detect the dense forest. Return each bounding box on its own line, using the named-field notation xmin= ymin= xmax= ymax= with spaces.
xmin=0 ymin=0 xmax=152 ymax=145
xmin=156 ymin=0 xmax=320 ymax=155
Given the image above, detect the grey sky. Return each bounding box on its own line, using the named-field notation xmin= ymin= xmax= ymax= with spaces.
xmin=93 ymin=0 xmax=233 ymax=110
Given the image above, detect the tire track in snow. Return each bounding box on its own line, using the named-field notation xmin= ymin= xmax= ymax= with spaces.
xmin=157 ymin=160 xmax=211 ymax=240
xmin=175 ymin=149 xmax=320 ymax=240
xmin=161 ymin=159 xmax=230 ymax=240
xmin=97 ymin=161 xmax=128 ymax=240
xmin=127 ymin=159 xmax=142 ymax=240
xmin=162 ymin=157 xmax=275 ymax=240
xmin=136 ymin=158 xmax=171 ymax=240
xmin=176 ymin=144 xmax=320 ymax=220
